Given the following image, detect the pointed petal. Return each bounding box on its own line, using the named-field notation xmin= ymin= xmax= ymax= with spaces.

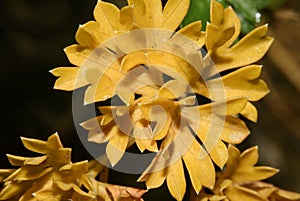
xmin=141 ymin=169 xmax=167 ymax=189
xmin=166 ymin=159 xmax=186 ymax=201
xmin=21 ymin=136 xmax=47 ymax=154
xmin=64 ymin=44 xmax=92 ymax=66
xmin=106 ymin=132 xmax=129 ymax=166
xmin=212 ymin=65 xmax=270 ymax=101
xmin=93 ymin=1 xmax=120 ymax=34
xmin=209 ymin=140 xmax=228 ymax=169
xmin=176 ymin=21 xmax=205 ymax=47
xmin=224 ymin=185 xmax=267 ymax=201
xmin=50 ymin=67 xmax=88 ymax=91
xmin=161 ymin=0 xmax=190 ymax=31
xmin=220 ymin=116 xmax=250 ymax=144
xmin=240 ymin=102 xmax=258 ymax=122
xmin=214 ymin=25 xmax=274 ymax=71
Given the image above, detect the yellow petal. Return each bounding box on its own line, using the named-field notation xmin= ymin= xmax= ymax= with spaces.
xmin=177 ymin=21 xmax=205 ymax=47
xmin=209 ymin=140 xmax=228 ymax=169
xmin=276 ymin=188 xmax=300 ymax=200
xmin=75 ymin=21 xmax=105 ymax=48
xmin=182 ymin=140 xmax=203 ymax=193
xmin=166 ymin=159 xmax=186 ymax=201
xmin=120 ymin=6 xmax=134 ymax=28
xmin=220 ymin=116 xmax=250 ymax=144
xmin=224 ymin=185 xmax=267 ymax=201
xmin=239 ymin=146 xmax=259 ymax=167
xmin=152 ymin=114 xmax=172 ymax=140
xmin=226 ymin=145 xmax=241 ymax=170
xmin=209 ymin=1 xmax=241 ymax=49
xmin=106 ymin=132 xmax=129 ymax=166
xmin=214 ymin=65 xmax=270 ymax=101
xmin=161 ymin=0 xmax=190 ymax=31
xmin=141 ymin=168 xmax=167 ymax=189
xmin=233 ymin=166 xmax=279 ymax=183
xmin=128 ymin=0 xmax=163 ymax=28
xmin=206 ymin=23 xmax=235 ymax=51
xmin=240 ymin=102 xmax=258 ymax=122
xmin=183 ymin=140 xmax=216 ymax=192
xmin=0 ymin=182 xmax=32 ymax=200
xmin=214 ymin=25 xmax=274 ymax=71
xmin=158 ymin=79 xmax=188 ymax=99
xmin=0 ymin=169 xmax=15 ymax=181
xmin=127 ymin=0 xmax=146 ymax=28
xmin=50 ymin=67 xmax=88 ymax=91
xmin=210 ymin=0 xmax=224 ymax=26
xmin=84 ymin=61 xmax=125 ymax=104
xmin=121 ymin=51 xmax=199 ymax=84
xmin=20 ymin=136 xmax=48 ymax=154
xmin=196 ymin=98 xmax=248 ymax=116
xmin=133 ymin=125 xmax=158 ymax=152
xmin=63 ymin=44 xmax=92 ymax=66
xmin=93 ymin=1 xmax=120 ymax=34
xmin=4 ymin=166 xmax=52 ymax=182
xmin=6 ymin=155 xmax=46 ymax=166
xmin=227 ymin=146 xmax=279 ymax=182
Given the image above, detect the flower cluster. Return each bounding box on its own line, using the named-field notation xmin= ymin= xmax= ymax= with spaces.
xmin=50 ymin=0 xmax=275 ymax=200
xmin=194 ymin=145 xmax=300 ymax=201
xmin=0 ymin=133 xmax=147 ymax=201
xmin=0 ymin=0 xmax=298 ymax=201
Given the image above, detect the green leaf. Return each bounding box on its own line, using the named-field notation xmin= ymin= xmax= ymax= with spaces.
xmin=181 ymin=0 xmax=211 ymax=30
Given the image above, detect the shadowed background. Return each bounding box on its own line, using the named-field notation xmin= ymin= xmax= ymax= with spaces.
xmin=0 ymin=0 xmax=299 ymax=200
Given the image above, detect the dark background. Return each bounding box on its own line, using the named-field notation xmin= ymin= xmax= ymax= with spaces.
xmin=0 ymin=0 xmax=299 ymax=200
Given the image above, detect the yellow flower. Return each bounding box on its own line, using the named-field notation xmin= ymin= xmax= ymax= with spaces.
xmin=194 ymin=145 xmax=279 ymax=201
xmin=50 ymin=0 xmax=273 ymax=200
xmin=0 ymin=133 xmax=147 ymax=201
xmin=0 ymin=133 xmax=93 ymax=201
xmin=195 ymin=145 xmax=300 ymax=201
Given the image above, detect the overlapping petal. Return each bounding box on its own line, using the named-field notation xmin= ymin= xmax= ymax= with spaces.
xmin=49 ymin=0 xmax=275 ymax=200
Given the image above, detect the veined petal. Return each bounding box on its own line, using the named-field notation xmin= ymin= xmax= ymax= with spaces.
xmin=142 ymin=168 xmax=167 ymax=189
xmin=106 ymin=131 xmax=129 ymax=166
xmin=233 ymin=166 xmax=279 ymax=183
xmin=206 ymin=23 xmax=235 ymax=51
xmin=158 ymin=79 xmax=188 ymax=99
xmin=240 ymin=102 xmax=258 ymax=122
xmin=161 ymin=0 xmax=190 ymax=31
xmin=213 ymin=25 xmax=274 ymax=71
xmin=20 ymin=137 xmax=48 ymax=155
xmin=209 ymin=140 xmax=228 ymax=169
xmin=276 ymin=189 xmax=300 ymax=200
xmin=220 ymin=116 xmax=250 ymax=144
xmin=84 ymin=61 xmax=125 ymax=104
xmin=122 ymin=51 xmax=201 ymax=84
xmin=64 ymin=44 xmax=92 ymax=66
xmin=133 ymin=125 xmax=158 ymax=152
xmin=210 ymin=65 xmax=270 ymax=101
xmin=94 ymin=1 xmax=121 ymax=34
xmin=50 ymin=67 xmax=88 ymax=91
xmin=239 ymin=146 xmax=259 ymax=167
xmin=129 ymin=0 xmax=163 ymax=28
xmin=166 ymin=159 xmax=186 ymax=201
xmin=224 ymin=185 xmax=267 ymax=201
xmin=183 ymin=140 xmax=215 ymax=192
xmin=210 ymin=0 xmax=241 ymax=49
xmin=185 ymin=98 xmax=247 ymax=117
xmin=75 ymin=21 xmax=110 ymax=48
xmin=176 ymin=21 xmax=205 ymax=47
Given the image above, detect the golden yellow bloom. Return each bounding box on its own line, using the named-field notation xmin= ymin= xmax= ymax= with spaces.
xmin=195 ymin=145 xmax=300 ymax=201
xmin=0 ymin=133 xmax=147 ymax=201
xmin=0 ymin=133 xmax=92 ymax=201
xmin=50 ymin=0 xmax=273 ymax=200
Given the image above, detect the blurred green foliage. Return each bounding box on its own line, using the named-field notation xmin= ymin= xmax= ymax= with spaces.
xmin=182 ymin=0 xmax=287 ymax=34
